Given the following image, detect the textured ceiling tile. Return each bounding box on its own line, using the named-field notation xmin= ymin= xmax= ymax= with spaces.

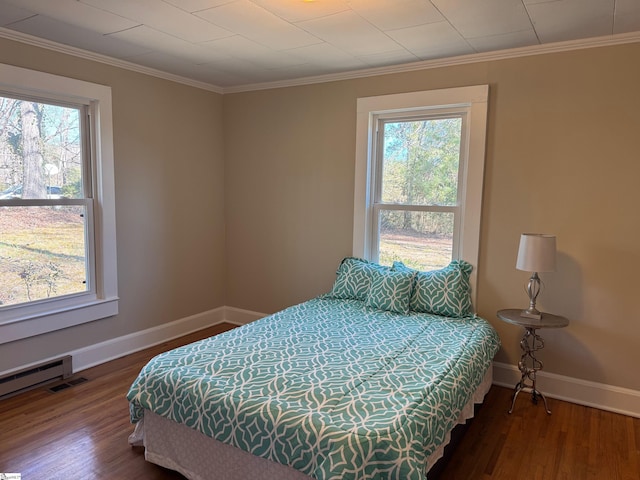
xmin=275 ymin=61 xmax=372 ymax=82
xmin=387 ymin=21 xmax=474 ymax=59
xmin=357 ymin=49 xmax=421 ymax=67
xmin=298 ymin=10 xmax=403 ymax=56
xmin=196 ymin=0 xmax=321 ymax=50
xmin=196 ymin=56 xmax=287 ymax=84
xmin=262 ymin=63 xmax=331 ymax=79
xmin=467 ymin=29 xmax=540 ymax=52
xmin=6 ymin=14 xmax=152 ymax=58
xmin=122 ymin=50 xmax=200 ymax=70
xmin=162 ymin=0 xmax=234 ymax=14
xmin=80 ymin=0 xmax=232 ymax=43
xmin=349 ymin=0 xmax=444 ymax=31
xmin=200 ymin=56 xmax=268 ymax=76
xmin=285 ymin=42 xmax=368 ymax=69
xmin=432 ymin=0 xmax=533 ymax=37
xmin=108 ymin=25 xmax=228 ymax=64
xmin=0 ymin=2 xmax=34 ymax=26
xmin=125 ymin=50 xmax=255 ymax=85
xmin=1 ymin=0 xmax=138 ymax=34
xmin=613 ymin=0 xmax=640 ymax=34
xmin=526 ymin=0 xmax=613 ymax=43
xmin=0 ymin=0 xmax=632 ymax=89
xmin=234 ymin=63 xmax=326 ymax=82
xmin=252 ymin=0 xmax=350 ymax=23
xmin=201 ymin=35 xmax=305 ymax=69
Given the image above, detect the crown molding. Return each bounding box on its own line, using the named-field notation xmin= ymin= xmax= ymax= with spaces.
xmin=0 ymin=27 xmax=224 ymax=94
xmin=224 ymin=31 xmax=640 ymax=94
xmin=1 ymin=26 xmax=640 ymax=95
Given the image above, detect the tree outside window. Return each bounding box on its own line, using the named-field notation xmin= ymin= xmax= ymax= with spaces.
xmin=0 ymin=94 xmax=88 ymax=308
xmin=377 ymin=116 xmax=463 ymax=271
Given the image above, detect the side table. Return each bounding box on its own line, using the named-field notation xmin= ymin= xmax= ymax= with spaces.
xmin=497 ymin=309 xmax=569 ymax=414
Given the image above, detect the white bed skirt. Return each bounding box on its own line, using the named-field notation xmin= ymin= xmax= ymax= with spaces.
xmin=129 ymin=368 xmax=493 ymax=480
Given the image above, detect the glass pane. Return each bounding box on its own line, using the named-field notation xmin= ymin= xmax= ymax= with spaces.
xmin=0 ymin=95 xmax=83 ymax=199
xmin=379 ymin=210 xmax=453 ymax=271
xmin=381 ymin=117 xmax=462 ymax=206
xmin=0 ymin=206 xmax=88 ymax=307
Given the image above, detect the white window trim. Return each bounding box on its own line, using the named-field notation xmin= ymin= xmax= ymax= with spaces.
xmin=353 ymin=85 xmax=488 ymax=307
xmin=0 ymin=63 xmax=118 ymax=344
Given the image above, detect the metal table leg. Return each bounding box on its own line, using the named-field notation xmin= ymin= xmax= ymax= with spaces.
xmin=508 ymin=326 xmax=552 ymax=414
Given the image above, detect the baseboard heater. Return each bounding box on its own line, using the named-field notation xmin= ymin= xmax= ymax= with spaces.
xmin=0 ymin=355 xmax=72 ymax=399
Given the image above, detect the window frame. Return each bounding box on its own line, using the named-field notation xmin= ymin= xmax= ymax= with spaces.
xmin=353 ymin=85 xmax=488 ymax=306
xmin=0 ymin=63 xmax=118 ymax=344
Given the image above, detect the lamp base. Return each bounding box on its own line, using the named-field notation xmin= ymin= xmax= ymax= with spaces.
xmin=522 ymin=272 xmax=542 ymax=320
xmin=520 ymin=309 xmax=542 ymax=320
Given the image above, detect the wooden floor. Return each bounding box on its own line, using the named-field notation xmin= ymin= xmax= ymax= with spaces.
xmin=1 ymin=323 xmax=638 ymax=480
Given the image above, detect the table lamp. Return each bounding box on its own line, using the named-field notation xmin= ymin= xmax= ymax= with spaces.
xmin=516 ymin=233 xmax=556 ymax=319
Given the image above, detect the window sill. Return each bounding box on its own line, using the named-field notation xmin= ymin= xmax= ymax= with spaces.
xmin=0 ymin=297 xmax=119 ymax=345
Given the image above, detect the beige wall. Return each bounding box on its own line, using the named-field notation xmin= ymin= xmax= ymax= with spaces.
xmin=0 ymin=38 xmax=226 ymax=371
xmin=224 ymin=43 xmax=640 ymax=392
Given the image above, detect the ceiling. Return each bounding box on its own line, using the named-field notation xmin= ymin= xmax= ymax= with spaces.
xmin=0 ymin=0 xmax=639 ymax=92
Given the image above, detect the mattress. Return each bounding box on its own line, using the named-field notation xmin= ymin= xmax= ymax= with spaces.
xmin=127 ymin=296 xmax=500 ymax=480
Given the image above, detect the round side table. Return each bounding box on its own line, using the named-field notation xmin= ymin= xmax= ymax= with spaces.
xmin=497 ymin=309 xmax=569 ymax=414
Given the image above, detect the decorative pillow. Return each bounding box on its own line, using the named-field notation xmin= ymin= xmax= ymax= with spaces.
xmin=365 ymin=268 xmax=415 ymax=314
xmin=393 ymin=260 xmax=474 ymax=317
xmin=329 ymin=257 xmax=386 ymax=301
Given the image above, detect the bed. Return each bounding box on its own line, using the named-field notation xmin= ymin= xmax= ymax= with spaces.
xmin=127 ymin=258 xmax=501 ymax=480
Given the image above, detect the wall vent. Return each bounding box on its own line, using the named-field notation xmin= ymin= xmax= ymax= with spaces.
xmin=0 ymin=355 xmax=72 ymax=399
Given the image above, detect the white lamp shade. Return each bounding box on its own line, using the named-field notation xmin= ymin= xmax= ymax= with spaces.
xmin=516 ymin=233 xmax=557 ymax=273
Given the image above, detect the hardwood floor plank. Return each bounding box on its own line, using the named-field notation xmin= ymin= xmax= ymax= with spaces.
xmin=627 ymin=417 xmax=640 ymax=479
xmin=1 ymin=323 xmax=639 ymax=480
xmin=439 ymin=386 xmax=640 ymax=479
xmin=0 ymin=323 xmax=234 ymax=479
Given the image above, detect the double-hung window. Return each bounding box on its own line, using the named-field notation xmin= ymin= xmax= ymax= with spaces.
xmin=354 ymin=86 xmax=488 ymax=300
xmin=0 ymin=63 xmax=117 ymax=344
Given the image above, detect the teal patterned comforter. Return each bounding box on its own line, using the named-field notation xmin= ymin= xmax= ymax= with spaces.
xmin=127 ymin=296 xmax=500 ymax=480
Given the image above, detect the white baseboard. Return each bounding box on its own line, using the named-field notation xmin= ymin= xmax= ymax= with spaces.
xmin=1 ymin=306 xmax=268 ymax=380
xmin=69 ymin=307 xmax=264 ymax=373
xmin=223 ymin=306 xmax=266 ymax=325
xmin=492 ymin=361 xmax=640 ymax=419
xmin=71 ymin=306 xmax=265 ymax=372
xmin=71 ymin=306 xmax=226 ymax=372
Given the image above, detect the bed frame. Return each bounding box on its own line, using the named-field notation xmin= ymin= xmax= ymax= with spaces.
xmin=130 ymin=367 xmax=493 ymax=479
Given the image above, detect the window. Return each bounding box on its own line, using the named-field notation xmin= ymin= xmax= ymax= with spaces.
xmin=1 ymin=96 xmax=89 ymax=305
xmin=354 ymin=86 xmax=488 ymax=301
xmin=0 ymin=63 xmax=117 ymax=344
